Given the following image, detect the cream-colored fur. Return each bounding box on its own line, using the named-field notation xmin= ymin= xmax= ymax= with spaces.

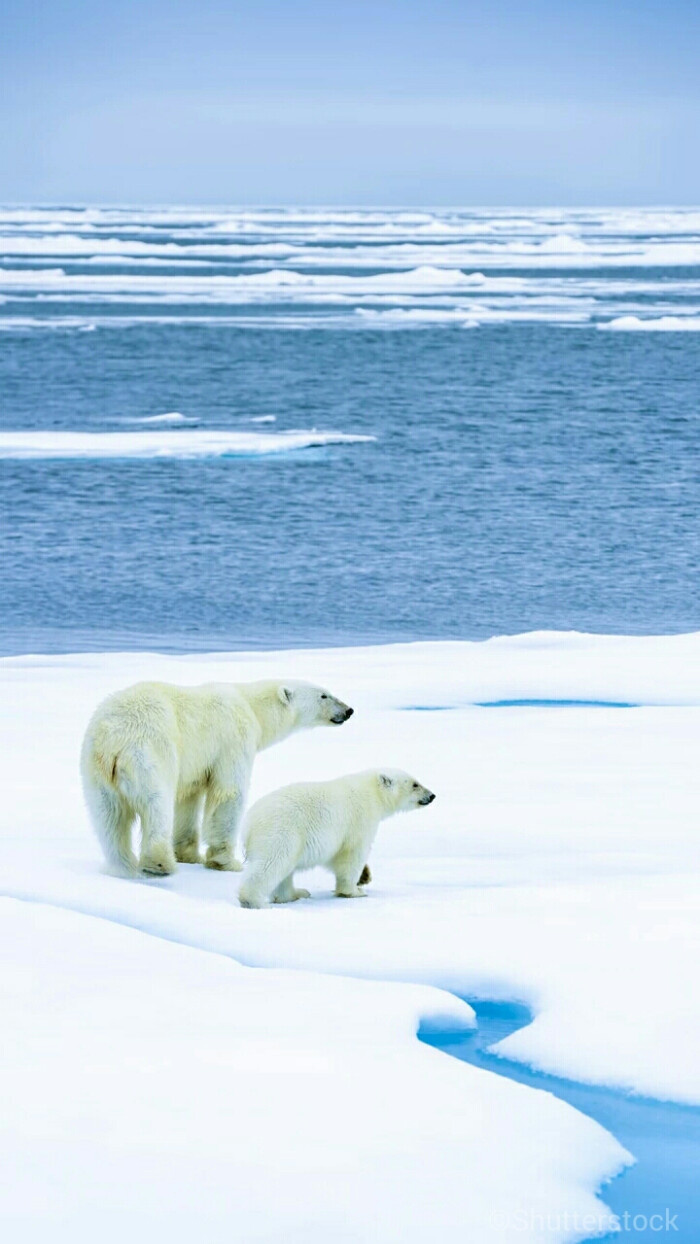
xmin=239 ymin=769 xmax=435 ymax=908
xmin=81 ymin=680 xmax=353 ymax=876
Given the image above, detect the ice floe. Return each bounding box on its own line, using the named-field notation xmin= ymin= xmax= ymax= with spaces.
xmin=0 ymin=429 xmax=375 ymax=459
xmin=3 ymin=631 xmax=700 ymax=1239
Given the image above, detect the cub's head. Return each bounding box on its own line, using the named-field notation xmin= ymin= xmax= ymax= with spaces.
xmin=376 ymin=769 xmax=436 ymax=814
xmin=278 ymin=681 xmax=354 ymax=729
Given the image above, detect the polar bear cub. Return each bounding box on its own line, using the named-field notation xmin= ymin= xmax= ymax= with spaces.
xmin=81 ymin=679 xmax=353 ymax=877
xmin=239 ymin=769 xmax=435 ymax=908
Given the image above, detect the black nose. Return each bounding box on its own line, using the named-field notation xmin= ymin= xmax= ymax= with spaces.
xmin=422 ymin=791 xmax=436 ymax=804
xmin=332 ymin=706 xmax=354 ymax=724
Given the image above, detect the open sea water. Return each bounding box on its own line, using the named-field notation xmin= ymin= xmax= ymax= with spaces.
xmin=420 ymin=1001 xmax=700 ymax=1243
xmin=1 ymin=205 xmax=699 ymax=653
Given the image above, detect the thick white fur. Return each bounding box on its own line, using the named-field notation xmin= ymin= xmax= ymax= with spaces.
xmin=239 ymin=769 xmax=436 ymax=908
xmin=81 ymin=680 xmax=352 ymax=877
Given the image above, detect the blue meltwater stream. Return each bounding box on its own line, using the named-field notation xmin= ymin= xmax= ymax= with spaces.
xmin=419 ymin=1001 xmax=700 ymax=1242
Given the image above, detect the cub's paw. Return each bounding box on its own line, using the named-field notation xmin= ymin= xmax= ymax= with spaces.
xmin=335 ymin=885 xmax=367 ymax=899
xmin=274 ymin=887 xmax=310 ymax=904
xmin=239 ymin=892 xmax=266 ymax=909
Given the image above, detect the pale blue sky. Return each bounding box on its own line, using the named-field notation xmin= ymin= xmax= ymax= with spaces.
xmin=2 ymin=0 xmax=699 ymax=204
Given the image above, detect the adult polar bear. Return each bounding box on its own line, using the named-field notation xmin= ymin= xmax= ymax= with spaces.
xmin=239 ymin=769 xmax=435 ymax=907
xmin=81 ymin=680 xmax=353 ymax=876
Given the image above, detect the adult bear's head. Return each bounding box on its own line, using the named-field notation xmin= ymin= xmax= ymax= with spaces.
xmin=278 ymin=681 xmax=354 ymax=728
xmin=241 ymin=680 xmax=354 ymax=750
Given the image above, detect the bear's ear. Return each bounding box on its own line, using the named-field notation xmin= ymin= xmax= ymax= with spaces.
xmin=379 ymin=773 xmax=393 ymax=788
xmin=279 ymin=685 xmax=293 ymax=705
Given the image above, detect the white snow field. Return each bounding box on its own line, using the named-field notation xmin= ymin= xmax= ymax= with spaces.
xmin=2 ymin=632 xmax=700 ymax=1242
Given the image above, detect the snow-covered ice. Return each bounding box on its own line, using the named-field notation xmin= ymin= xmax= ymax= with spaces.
xmin=5 ymin=204 xmax=700 ymax=329
xmin=0 ymin=428 xmax=375 ymax=459
xmin=355 ymin=306 xmax=480 ymax=326
xmin=129 ymin=411 xmax=198 ymax=425
xmin=2 ymin=632 xmax=700 ymax=1240
xmin=600 ymin=315 xmax=700 ymax=332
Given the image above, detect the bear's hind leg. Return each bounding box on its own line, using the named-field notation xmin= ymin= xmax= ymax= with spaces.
xmin=174 ymin=792 xmax=204 ymax=864
xmin=239 ymin=833 xmax=299 ymax=908
xmin=273 ymin=874 xmax=310 ymax=904
xmin=137 ymin=791 xmax=177 ymax=876
xmin=238 ymin=862 xmax=271 ymax=908
xmin=83 ymin=775 xmax=138 ymax=875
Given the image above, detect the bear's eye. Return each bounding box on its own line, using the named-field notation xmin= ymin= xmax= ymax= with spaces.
xmin=320 ymin=694 xmax=328 ymax=700
xmin=412 ymin=783 xmax=418 ymax=789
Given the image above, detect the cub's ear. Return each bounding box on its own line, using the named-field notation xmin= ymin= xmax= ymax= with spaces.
xmin=379 ymin=773 xmax=393 ymax=788
xmin=279 ymin=686 xmax=293 ymax=705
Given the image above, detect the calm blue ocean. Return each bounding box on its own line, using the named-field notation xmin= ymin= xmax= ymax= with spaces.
xmin=1 ymin=206 xmax=699 ymax=653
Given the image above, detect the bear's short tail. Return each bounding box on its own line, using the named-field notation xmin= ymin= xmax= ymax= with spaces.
xmin=82 ymin=767 xmax=138 ymax=876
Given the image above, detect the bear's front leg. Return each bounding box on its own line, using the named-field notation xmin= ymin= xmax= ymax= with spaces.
xmin=203 ymin=785 xmax=245 ymax=871
xmin=335 ymin=880 xmax=367 ymax=898
xmin=334 ymin=849 xmax=370 ymax=898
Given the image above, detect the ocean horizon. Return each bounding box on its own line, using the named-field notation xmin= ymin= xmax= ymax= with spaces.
xmin=2 ymin=203 xmax=699 ymax=654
